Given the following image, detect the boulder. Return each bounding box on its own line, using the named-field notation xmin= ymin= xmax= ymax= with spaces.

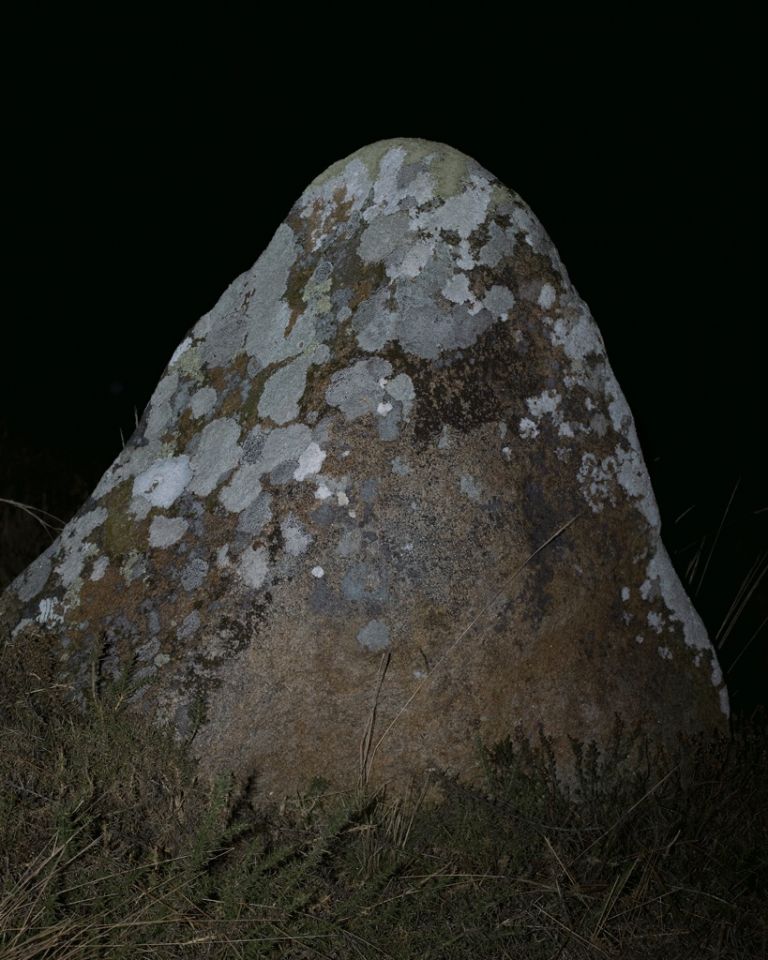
xmin=1 ymin=139 xmax=728 ymax=799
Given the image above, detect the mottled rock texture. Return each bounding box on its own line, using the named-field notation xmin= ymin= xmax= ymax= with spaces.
xmin=1 ymin=139 xmax=728 ymax=799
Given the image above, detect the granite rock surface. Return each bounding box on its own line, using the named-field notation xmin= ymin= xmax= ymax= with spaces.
xmin=1 ymin=139 xmax=729 ymax=799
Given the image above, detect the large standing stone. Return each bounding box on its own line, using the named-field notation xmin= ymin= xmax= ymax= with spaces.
xmin=1 ymin=139 xmax=728 ymax=799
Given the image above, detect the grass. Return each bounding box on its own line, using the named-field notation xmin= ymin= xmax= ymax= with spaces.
xmin=1 ymin=629 xmax=766 ymax=959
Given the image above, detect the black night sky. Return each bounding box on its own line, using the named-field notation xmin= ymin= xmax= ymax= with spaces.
xmin=2 ymin=46 xmax=765 ymax=711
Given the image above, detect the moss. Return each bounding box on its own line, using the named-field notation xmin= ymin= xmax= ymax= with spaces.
xmin=100 ymin=480 xmax=138 ymax=558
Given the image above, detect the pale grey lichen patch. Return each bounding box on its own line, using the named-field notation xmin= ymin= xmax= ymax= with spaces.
xmin=219 ymin=463 xmax=263 ymax=513
xmin=181 ymin=557 xmax=209 ymax=592
xmin=615 ymin=445 xmax=660 ymax=529
xmin=438 ymin=425 xmax=451 ymax=449
xmin=14 ymin=551 xmax=53 ymax=602
xmin=258 ymin=344 xmax=330 ymax=425
xmin=643 ymin=545 xmax=728 ymax=713
xmin=256 ymin=424 xmax=312 ymax=474
xmin=238 ymin=545 xmax=269 ymax=589
xmin=478 ymin=221 xmax=516 ymax=267
xmin=178 ymin=610 xmax=201 ymax=640
xmin=366 ymin=145 xmax=434 ymax=218
xmin=384 ymin=373 xmax=415 ymax=418
xmin=133 ymin=457 xmax=192 ymax=510
xmin=145 ymin=371 xmax=179 ymax=441
xmin=149 ymin=515 xmax=189 ymax=549
xmin=538 ymin=283 xmax=557 ymax=310
xmin=326 ymin=359 xmax=393 ymax=419
xmin=358 ymin=210 xmax=411 ymax=263
xmin=236 ymin=492 xmax=273 ymax=538
xmin=357 ymin=619 xmax=391 ymax=652
xmin=545 ymin=304 xmax=605 ymax=367
xmin=90 ymin=555 xmax=109 ymax=581
xmin=482 ymin=284 xmax=516 ymax=321
xmin=196 ymin=223 xmax=298 ymax=370
xmin=188 ymin=418 xmax=242 ymax=497
xmin=281 ymin=514 xmax=312 ymax=556
xmin=293 ymin=442 xmax=326 ymax=481
xmin=412 ymin=172 xmax=493 ymax=239
xmin=189 ymin=387 xmax=218 ymax=420
xmin=55 ymin=508 xmax=108 ymax=589
xmin=391 ymin=457 xmax=411 ymax=476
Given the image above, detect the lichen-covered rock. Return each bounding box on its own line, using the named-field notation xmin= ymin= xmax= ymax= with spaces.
xmin=1 ymin=139 xmax=728 ymax=799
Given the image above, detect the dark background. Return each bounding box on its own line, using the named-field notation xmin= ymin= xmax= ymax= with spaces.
xmin=2 ymin=49 xmax=765 ymax=712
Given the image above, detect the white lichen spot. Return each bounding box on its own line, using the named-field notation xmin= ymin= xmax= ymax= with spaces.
xmin=527 ymin=389 xmax=561 ymax=418
xmin=657 ymin=645 xmax=673 ymax=661
xmin=558 ymin=422 xmax=575 ymax=438
xmin=442 ymin=272 xmax=473 ymax=305
xmin=90 ymin=555 xmax=109 ymax=581
xmin=314 ymin=483 xmax=332 ymax=500
xmin=293 ymin=442 xmax=326 ymax=481
xmin=438 ymin=425 xmax=451 ymax=449
xmin=501 ymin=446 xmax=512 ymax=461
xmin=281 ymin=515 xmax=312 ymax=557
xmin=216 ymin=545 xmax=230 ymax=568
xmin=518 ymin=418 xmax=539 ymax=440
xmin=154 ymin=652 xmax=171 ymax=667
xmin=311 ymin=566 xmax=325 ymax=578
xmin=239 ymin=546 xmax=269 ymax=589
xmin=376 ymin=401 xmax=393 ymax=416
xmin=348 ymin=509 xmax=357 ymax=518
xmin=336 ymin=490 xmax=349 ymax=506
xmin=538 ymin=283 xmax=556 ymax=310
xmin=133 ymin=457 xmax=192 ymax=509
xmin=148 ymin=515 xmax=188 ymax=549
xmin=635 ymin=634 xmax=644 ymax=644
xmin=36 ymin=596 xmax=64 ymax=626
xmin=621 ymin=586 xmax=631 ymax=602
xmin=413 ymin=669 xmax=426 ymax=680
xmin=341 ymin=449 xmax=351 ymax=458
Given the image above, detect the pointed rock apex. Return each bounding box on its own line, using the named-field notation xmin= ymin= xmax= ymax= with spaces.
xmin=1 ymin=140 xmax=728 ymax=800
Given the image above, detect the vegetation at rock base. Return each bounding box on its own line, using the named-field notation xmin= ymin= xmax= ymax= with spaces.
xmin=1 ymin=622 xmax=766 ymax=958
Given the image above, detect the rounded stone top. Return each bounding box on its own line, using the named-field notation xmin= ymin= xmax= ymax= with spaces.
xmin=309 ymin=137 xmax=493 ymax=201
